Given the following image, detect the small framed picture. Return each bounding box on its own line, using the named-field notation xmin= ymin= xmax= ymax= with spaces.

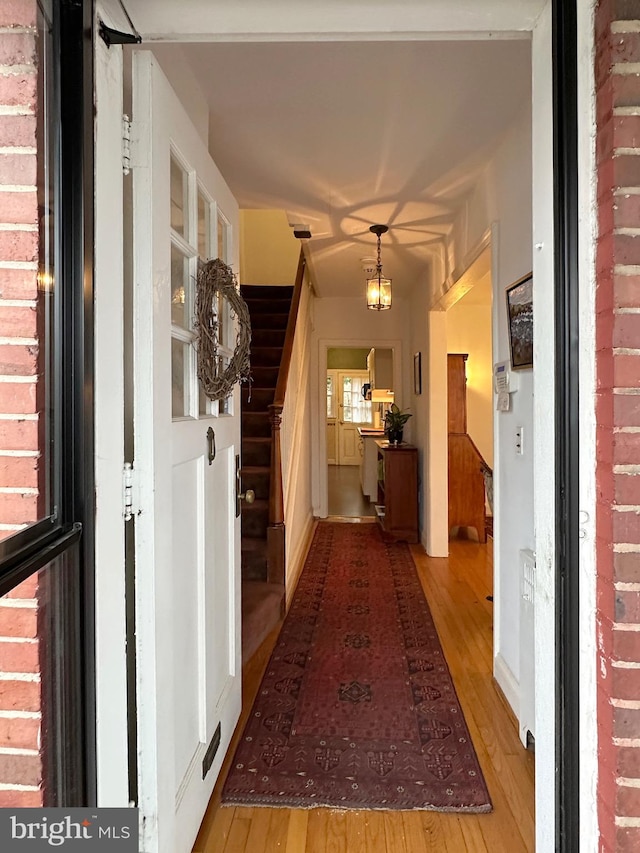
xmin=413 ymin=352 xmax=422 ymax=395
xmin=506 ymin=273 xmax=533 ymax=370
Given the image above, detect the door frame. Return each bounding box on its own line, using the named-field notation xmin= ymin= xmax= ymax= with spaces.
xmin=313 ymin=339 xmax=404 ymax=518
xmin=90 ymin=1 xmax=590 ymax=849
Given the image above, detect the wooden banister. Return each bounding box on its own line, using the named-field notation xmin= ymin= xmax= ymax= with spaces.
xmin=448 ymin=432 xmax=489 ymax=543
xmin=266 ymin=248 xmax=306 ymax=586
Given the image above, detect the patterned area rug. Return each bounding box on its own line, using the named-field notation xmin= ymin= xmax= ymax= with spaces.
xmin=222 ymin=522 xmax=492 ymax=812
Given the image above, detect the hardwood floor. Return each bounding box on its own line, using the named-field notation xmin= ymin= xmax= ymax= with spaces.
xmin=193 ymin=533 xmax=534 ymax=853
xmin=327 ymin=465 xmax=375 ymax=518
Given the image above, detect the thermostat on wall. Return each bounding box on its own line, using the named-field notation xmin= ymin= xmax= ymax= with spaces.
xmin=494 ymin=361 xmax=518 ymax=395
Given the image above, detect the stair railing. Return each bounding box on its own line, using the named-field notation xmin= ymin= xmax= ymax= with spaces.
xmin=266 ymin=249 xmax=306 ymax=585
xmin=448 ymin=431 xmax=492 ymax=543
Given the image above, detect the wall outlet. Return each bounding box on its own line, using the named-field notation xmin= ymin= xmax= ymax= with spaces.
xmin=516 ymin=426 xmax=524 ymax=455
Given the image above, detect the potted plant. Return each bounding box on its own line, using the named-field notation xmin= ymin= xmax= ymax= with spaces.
xmin=384 ymin=403 xmax=412 ymax=445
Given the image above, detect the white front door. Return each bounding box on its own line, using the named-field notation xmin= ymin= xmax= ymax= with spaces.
xmin=337 ymin=370 xmax=372 ymax=465
xmin=131 ymin=52 xmax=241 ymax=853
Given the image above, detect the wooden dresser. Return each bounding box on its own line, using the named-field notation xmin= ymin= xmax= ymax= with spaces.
xmin=375 ymin=441 xmax=419 ymax=543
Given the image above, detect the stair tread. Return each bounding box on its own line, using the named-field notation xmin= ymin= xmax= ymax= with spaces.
xmin=241 ymin=465 xmax=270 ymax=474
xmin=242 ymin=436 xmax=271 ymax=444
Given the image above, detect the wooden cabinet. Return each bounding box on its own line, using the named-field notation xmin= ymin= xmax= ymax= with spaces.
xmin=375 ymin=441 xmax=419 ymax=543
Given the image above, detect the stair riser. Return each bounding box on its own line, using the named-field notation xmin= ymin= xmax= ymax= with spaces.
xmin=247 ymin=313 xmax=288 ymax=331
xmin=241 ymin=471 xmax=270 ymax=501
xmin=250 ymin=347 xmax=283 ymax=367
xmin=242 ymin=508 xmax=269 ymax=539
xmin=249 ymin=367 xmax=279 ymax=386
xmin=242 ymin=388 xmax=275 ymax=411
xmin=242 ymin=414 xmax=271 ymax=438
xmin=251 ymin=329 xmax=287 ymax=348
xmin=242 ymin=441 xmax=271 ymax=467
xmin=241 ymin=553 xmax=268 ymax=582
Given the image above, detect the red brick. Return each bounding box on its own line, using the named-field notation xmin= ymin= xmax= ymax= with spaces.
xmin=0 ymin=191 xmax=38 ymax=224
xmin=613 ymin=664 xmax=640 ymax=702
xmin=597 ymin=311 xmax=615 ymax=353
xmin=598 ymin=508 xmax=616 ymax=550
xmin=0 ymin=638 xmax=38 ymax=672
xmin=615 ymin=115 xmax=640 ymax=149
xmin=0 ymin=789 xmax=42 ymax=808
xmin=0 ymin=0 xmax=37 ymax=28
xmin=617 ymin=826 xmax=640 ymax=853
xmin=598 ymin=77 xmax=615 ymax=128
xmin=614 ymin=393 xmax=640 ymax=427
xmin=614 ymin=353 xmax=640 ymax=387
xmin=616 ymin=745 xmax=640 ymax=779
xmin=0 ymin=115 xmax=36 ymax=149
xmin=0 ymin=417 xmax=39 ymax=451
xmin=614 ymin=193 xmax=640 ymax=228
xmin=613 ymin=509 xmax=640 ymax=542
xmin=0 ymin=74 xmax=35 ymax=110
xmin=613 ymin=432 xmax=640 ymax=464
xmin=0 ymin=267 xmax=37 ymax=300
xmin=615 ymin=472 xmax=640 ymax=504
xmin=0 ymin=344 xmax=38 ymax=375
xmin=0 ymin=678 xmax=39 ymax=713
xmin=600 ymin=350 xmax=616 ymax=392
xmin=615 ymin=233 xmax=640 ymax=266
xmin=614 ymin=706 xmax=640 ymax=739
xmin=0 ymin=229 xmax=37 ymax=263
xmin=8 ymin=574 xmax=37 ymax=598
xmin=0 ymin=304 xmax=37 ymax=337
xmin=0 ymin=32 xmax=35 ymax=66
xmin=614 ymin=272 xmax=640 ymax=307
xmin=0 ymin=491 xmax=37 ymax=525
xmin=0 ymin=714 xmax=39 ymax=750
xmin=615 ymin=551 xmax=640 ymax=583
xmin=613 ymin=74 xmax=640 ymax=112
xmin=617 ymin=783 xmax=640 ymax=816
xmin=600 ymin=574 xmax=617 ymax=622
xmin=0 ymin=605 xmax=36 ymax=638
xmin=599 ymin=115 xmax=616 ymax=165
xmin=0 ymin=751 xmax=40 ymax=785
xmin=613 ymin=627 xmax=640 ymax=659
xmin=0 ymin=381 xmax=37 ymax=414
xmin=0 ymin=456 xmax=37 ymax=489
xmin=0 ymin=153 xmax=35 ymax=186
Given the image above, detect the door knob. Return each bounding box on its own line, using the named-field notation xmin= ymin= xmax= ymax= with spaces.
xmin=239 ymin=489 xmax=255 ymax=504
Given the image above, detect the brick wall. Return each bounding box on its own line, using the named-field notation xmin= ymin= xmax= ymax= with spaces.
xmin=0 ymin=0 xmax=43 ymax=807
xmin=596 ymin=1 xmax=640 ymax=850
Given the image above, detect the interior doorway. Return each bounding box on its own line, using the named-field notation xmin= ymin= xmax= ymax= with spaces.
xmin=326 ymin=346 xmax=394 ymax=518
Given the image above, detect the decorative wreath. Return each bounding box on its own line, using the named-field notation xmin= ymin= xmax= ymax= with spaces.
xmin=194 ymin=258 xmax=251 ymax=401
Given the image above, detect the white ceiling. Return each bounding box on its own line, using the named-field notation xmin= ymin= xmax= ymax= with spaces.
xmin=174 ymin=40 xmax=531 ymax=298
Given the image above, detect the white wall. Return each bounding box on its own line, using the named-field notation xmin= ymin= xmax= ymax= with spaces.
xmin=282 ymin=274 xmax=315 ymax=602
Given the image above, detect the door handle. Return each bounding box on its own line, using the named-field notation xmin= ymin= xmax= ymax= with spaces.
xmin=206 ymin=427 xmax=216 ymax=464
xmin=235 ymin=453 xmax=255 ymax=517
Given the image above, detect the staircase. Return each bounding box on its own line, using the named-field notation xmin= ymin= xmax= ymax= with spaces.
xmin=240 ymin=284 xmax=294 ymax=659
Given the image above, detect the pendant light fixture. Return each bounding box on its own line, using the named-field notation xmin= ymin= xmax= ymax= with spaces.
xmin=366 ymin=224 xmax=392 ymax=310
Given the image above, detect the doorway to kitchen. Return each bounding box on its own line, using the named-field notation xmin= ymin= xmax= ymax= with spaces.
xmin=326 ymin=346 xmax=394 ymax=518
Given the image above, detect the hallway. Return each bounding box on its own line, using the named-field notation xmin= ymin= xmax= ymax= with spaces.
xmin=193 ymin=534 xmax=534 ymax=852
xmin=327 ymin=465 xmax=376 ymax=518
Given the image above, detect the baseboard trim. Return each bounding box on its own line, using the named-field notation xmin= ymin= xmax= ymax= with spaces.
xmin=285 ymin=513 xmax=316 ymax=610
xmin=493 ymin=652 xmax=520 ymax=721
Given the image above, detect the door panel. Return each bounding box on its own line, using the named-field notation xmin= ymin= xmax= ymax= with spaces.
xmin=132 ymin=51 xmax=241 ymax=853
xmin=337 ymin=370 xmax=371 ymax=465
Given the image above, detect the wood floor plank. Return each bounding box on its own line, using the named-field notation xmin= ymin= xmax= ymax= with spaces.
xmin=191 ymin=535 xmax=534 ymax=853
xmin=285 ymin=810 xmax=309 ymax=853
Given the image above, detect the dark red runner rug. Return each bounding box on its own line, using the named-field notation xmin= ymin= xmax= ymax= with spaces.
xmin=222 ymin=522 xmax=492 ymax=812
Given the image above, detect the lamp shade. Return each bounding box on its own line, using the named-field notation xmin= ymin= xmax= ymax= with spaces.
xmin=371 ymin=389 xmax=394 ymax=404
xmin=366 ymin=275 xmax=392 ymax=310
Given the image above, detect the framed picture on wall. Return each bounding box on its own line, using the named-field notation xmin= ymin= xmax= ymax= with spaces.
xmin=414 ymin=352 xmax=422 ymax=395
xmin=506 ymin=273 xmax=533 ymax=370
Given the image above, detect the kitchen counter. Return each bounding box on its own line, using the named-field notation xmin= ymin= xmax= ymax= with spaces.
xmin=358 ymin=430 xmax=385 ymax=499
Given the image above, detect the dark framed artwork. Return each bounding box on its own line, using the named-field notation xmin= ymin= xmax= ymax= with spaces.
xmin=413 ymin=352 xmax=422 ymax=395
xmin=506 ymin=273 xmax=533 ymax=370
